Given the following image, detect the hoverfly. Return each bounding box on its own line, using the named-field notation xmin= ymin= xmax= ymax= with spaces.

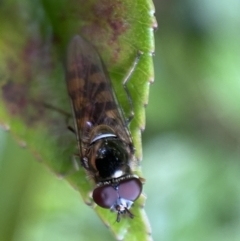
xmin=66 ymin=35 xmax=143 ymax=222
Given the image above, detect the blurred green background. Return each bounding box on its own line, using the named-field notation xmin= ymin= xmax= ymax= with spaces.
xmin=1 ymin=1 xmax=240 ymax=241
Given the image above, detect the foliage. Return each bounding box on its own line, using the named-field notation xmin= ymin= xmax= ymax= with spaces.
xmin=0 ymin=0 xmax=156 ymax=240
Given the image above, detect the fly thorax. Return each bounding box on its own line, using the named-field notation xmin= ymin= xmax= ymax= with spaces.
xmin=91 ymin=138 xmax=131 ymax=181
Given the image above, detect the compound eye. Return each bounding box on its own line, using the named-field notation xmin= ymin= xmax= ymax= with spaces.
xmin=118 ymin=178 xmax=142 ymax=201
xmin=92 ymin=185 xmax=118 ymax=208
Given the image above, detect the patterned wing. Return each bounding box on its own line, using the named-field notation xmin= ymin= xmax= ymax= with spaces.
xmin=66 ymin=35 xmax=131 ymax=158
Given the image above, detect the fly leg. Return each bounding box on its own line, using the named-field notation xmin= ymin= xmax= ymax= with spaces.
xmin=122 ymin=51 xmax=142 ymax=126
xmin=68 ymin=125 xmax=76 ymax=134
xmin=38 ymin=101 xmax=82 ymax=174
xmin=40 ymin=102 xmax=76 ymax=134
xmin=41 ymin=102 xmax=71 ymax=123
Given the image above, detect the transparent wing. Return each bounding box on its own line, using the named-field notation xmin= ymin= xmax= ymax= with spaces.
xmin=66 ymin=35 xmax=132 ymax=158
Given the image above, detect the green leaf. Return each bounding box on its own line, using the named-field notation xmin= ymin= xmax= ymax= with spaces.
xmin=0 ymin=0 xmax=156 ymax=240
